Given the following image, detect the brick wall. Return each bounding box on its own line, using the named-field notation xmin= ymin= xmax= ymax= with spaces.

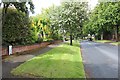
xmin=2 ymin=40 xmax=62 ymax=56
xmin=2 ymin=48 xmax=8 ymax=56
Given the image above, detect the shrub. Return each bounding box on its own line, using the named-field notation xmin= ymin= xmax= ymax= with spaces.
xmin=2 ymin=8 xmax=38 ymax=46
xmin=50 ymin=33 xmax=63 ymax=40
xmin=36 ymin=36 xmax=43 ymax=43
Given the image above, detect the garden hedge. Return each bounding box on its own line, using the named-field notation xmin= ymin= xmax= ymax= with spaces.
xmin=2 ymin=8 xmax=38 ymax=46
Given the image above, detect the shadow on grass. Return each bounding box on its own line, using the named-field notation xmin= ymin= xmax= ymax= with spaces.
xmin=11 ymin=55 xmax=85 ymax=78
xmin=3 ymin=42 xmax=82 ymax=78
xmin=64 ymin=42 xmax=80 ymax=48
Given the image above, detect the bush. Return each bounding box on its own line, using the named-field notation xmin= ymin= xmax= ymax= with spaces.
xmin=2 ymin=8 xmax=37 ymax=46
xmin=36 ymin=37 xmax=43 ymax=43
xmin=50 ymin=33 xmax=63 ymax=40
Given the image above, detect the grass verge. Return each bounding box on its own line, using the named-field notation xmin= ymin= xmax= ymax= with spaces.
xmin=95 ymin=40 xmax=112 ymax=43
xmin=11 ymin=41 xmax=85 ymax=78
xmin=95 ymin=40 xmax=120 ymax=46
xmin=110 ymin=42 xmax=120 ymax=46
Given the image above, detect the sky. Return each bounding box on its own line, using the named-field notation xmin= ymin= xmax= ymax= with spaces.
xmin=30 ymin=0 xmax=98 ymax=16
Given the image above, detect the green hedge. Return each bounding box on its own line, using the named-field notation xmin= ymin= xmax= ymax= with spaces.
xmin=2 ymin=8 xmax=38 ymax=46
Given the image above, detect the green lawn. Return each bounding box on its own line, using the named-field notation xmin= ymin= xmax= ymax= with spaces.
xmin=95 ymin=40 xmax=112 ymax=43
xmin=95 ymin=40 xmax=120 ymax=46
xmin=11 ymin=41 xmax=85 ymax=78
xmin=110 ymin=42 xmax=120 ymax=46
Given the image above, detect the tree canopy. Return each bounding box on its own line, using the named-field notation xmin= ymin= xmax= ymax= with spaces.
xmin=83 ymin=2 xmax=120 ymax=41
xmin=42 ymin=2 xmax=88 ymax=45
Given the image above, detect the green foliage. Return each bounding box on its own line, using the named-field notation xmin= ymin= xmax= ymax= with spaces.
xmin=83 ymin=2 xmax=120 ymax=40
xmin=2 ymin=8 xmax=37 ymax=46
xmin=53 ymin=2 xmax=88 ymax=38
xmin=41 ymin=2 xmax=88 ymax=45
xmin=31 ymin=2 xmax=88 ymax=44
xmin=1 ymin=1 xmax=34 ymax=15
xmin=50 ymin=33 xmax=62 ymax=40
xmin=36 ymin=37 xmax=43 ymax=43
xmin=31 ymin=7 xmax=63 ymax=41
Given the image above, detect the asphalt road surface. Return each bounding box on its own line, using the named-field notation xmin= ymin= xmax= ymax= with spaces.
xmin=81 ymin=40 xmax=118 ymax=78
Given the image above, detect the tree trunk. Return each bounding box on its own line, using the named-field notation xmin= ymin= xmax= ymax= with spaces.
xmin=62 ymin=35 xmax=65 ymax=42
xmin=101 ymin=32 xmax=103 ymax=40
xmin=115 ymin=25 xmax=118 ymax=42
xmin=70 ymin=34 xmax=72 ymax=45
xmin=41 ymin=31 xmax=44 ymax=38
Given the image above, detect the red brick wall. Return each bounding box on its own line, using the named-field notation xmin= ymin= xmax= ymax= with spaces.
xmin=2 ymin=40 xmax=62 ymax=56
xmin=12 ymin=42 xmax=50 ymax=54
xmin=2 ymin=48 xmax=8 ymax=56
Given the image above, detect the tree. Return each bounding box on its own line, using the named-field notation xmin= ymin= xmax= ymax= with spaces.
xmin=1 ymin=1 xmax=36 ymax=45
xmin=58 ymin=2 xmax=88 ymax=45
xmin=31 ymin=2 xmax=88 ymax=45
xmin=1 ymin=0 xmax=34 ymax=27
xmin=1 ymin=0 xmax=34 ymax=14
xmin=40 ymin=5 xmax=63 ymax=40
xmin=42 ymin=2 xmax=88 ymax=45
xmin=2 ymin=8 xmax=37 ymax=45
xmin=83 ymin=2 xmax=120 ymax=41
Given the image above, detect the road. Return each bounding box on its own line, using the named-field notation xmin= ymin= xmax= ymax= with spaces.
xmin=81 ymin=40 xmax=118 ymax=78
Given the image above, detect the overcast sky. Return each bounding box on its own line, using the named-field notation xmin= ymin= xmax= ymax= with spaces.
xmin=30 ymin=0 xmax=98 ymax=16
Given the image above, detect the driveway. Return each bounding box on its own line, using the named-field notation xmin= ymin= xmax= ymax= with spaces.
xmin=81 ymin=40 xmax=118 ymax=78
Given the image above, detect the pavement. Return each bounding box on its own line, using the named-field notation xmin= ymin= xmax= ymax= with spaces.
xmin=2 ymin=43 xmax=61 ymax=78
xmin=81 ymin=40 xmax=119 ymax=78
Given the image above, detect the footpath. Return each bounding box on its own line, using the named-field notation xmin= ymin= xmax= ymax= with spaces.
xmin=2 ymin=42 xmax=62 ymax=78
